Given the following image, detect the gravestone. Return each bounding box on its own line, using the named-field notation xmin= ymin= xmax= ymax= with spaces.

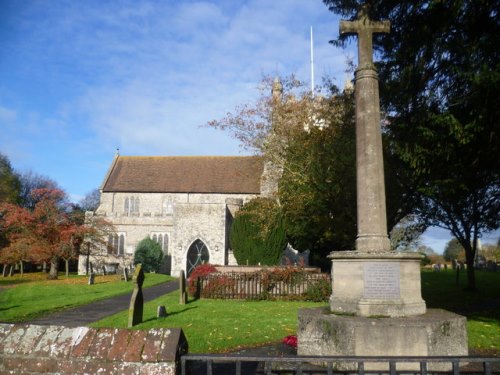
xmin=179 ymin=270 xmax=187 ymax=305
xmin=297 ymin=4 xmax=467 ymax=369
xmin=157 ymin=305 xmax=167 ymax=318
xmin=128 ymin=264 xmax=144 ymax=328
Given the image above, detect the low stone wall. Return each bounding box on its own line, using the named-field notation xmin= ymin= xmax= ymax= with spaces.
xmin=0 ymin=324 xmax=187 ymax=375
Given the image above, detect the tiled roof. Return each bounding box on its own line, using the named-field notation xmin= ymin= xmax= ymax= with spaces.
xmin=102 ymin=156 xmax=263 ymax=194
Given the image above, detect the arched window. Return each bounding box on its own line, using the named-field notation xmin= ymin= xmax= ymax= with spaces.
xmin=163 ymin=235 xmax=169 ymax=254
xmin=124 ymin=198 xmax=129 ymax=215
xmin=134 ymin=197 xmax=140 ymax=213
xmin=186 ymin=239 xmax=209 ymax=276
xmin=107 ymin=234 xmax=114 ymax=254
xmin=119 ymin=234 xmax=125 ymax=255
xmin=150 ymin=233 xmax=169 ymax=253
xmin=108 ymin=233 xmax=126 ymax=255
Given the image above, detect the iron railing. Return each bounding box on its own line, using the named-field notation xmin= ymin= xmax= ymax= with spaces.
xmin=181 ymin=354 xmax=499 ymax=375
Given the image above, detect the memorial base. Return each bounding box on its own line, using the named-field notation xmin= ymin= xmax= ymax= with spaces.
xmin=329 ymin=251 xmax=426 ymax=317
xmin=297 ymin=307 xmax=468 ymax=371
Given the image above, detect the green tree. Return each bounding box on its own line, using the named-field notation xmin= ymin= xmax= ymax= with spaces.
xmin=134 ymin=237 xmax=163 ymax=273
xmin=210 ymin=76 xmax=419 ymax=267
xmin=324 ymin=0 xmax=499 ymax=291
xmin=0 ymin=153 xmax=21 ymax=205
xmin=443 ymin=238 xmax=465 ymax=262
xmin=230 ymin=198 xmax=286 ymax=266
xmin=0 ymin=153 xmax=21 ymax=254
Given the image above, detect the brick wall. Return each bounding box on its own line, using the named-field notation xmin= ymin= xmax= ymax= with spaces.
xmin=0 ymin=324 xmax=187 ymax=375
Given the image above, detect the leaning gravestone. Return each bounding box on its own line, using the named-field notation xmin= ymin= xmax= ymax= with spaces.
xmin=179 ymin=270 xmax=187 ymax=305
xmin=297 ymin=4 xmax=467 ymax=370
xmin=128 ymin=264 xmax=145 ymax=328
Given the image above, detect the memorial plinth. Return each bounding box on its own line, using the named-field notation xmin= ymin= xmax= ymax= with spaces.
xmin=329 ymin=251 xmax=426 ymax=317
xmin=298 ymin=308 xmax=468 ymax=371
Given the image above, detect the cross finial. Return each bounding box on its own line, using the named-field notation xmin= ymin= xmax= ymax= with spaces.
xmin=339 ymin=4 xmax=390 ymax=70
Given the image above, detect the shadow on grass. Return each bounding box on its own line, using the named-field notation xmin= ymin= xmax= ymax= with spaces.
xmin=0 ymin=279 xmax=32 ymax=287
xmin=142 ymin=306 xmax=198 ymax=324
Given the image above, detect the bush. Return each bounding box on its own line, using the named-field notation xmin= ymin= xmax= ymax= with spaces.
xmin=304 ymin=278 xmax=332 ymax=302
xmin=133 ymin=237 xmax=163 ymax=273
xmin=187 ymin=263 xmax=217 ymax=296
xmin=230 ymin=198 xmax=286 ymax=266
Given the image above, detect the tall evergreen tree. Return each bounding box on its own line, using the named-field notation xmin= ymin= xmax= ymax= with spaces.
xmin=324 ymin=0 xmax=500 ymax=290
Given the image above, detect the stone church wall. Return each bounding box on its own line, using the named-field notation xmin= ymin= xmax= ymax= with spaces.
xmin=79 ymin=192 xmax=256 ymax=277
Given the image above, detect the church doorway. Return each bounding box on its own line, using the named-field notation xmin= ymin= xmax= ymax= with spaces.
xmin=186 ymin=239 xmax=209 ymax=276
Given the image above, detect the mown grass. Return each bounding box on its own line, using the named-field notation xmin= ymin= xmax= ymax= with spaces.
xmin=91 ymin=268 xmax=500 ymax=354
xmin=1 ymin=269 xmax=499 ymax=355
xmin=421 ymin=269 xmax=500 ymax=353
xmin=0 ymin=272 xmax=173 ymax=322
xmin=91 ymin=293 xmax=324 ymax=353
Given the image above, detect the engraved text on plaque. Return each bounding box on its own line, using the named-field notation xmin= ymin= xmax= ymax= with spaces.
xmin=363 ymin=262 xmax=400 ymax=299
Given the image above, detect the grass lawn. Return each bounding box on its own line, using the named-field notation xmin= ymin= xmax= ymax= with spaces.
xmin=0 ymin=272 xmax=173 ymax=322
xmin=421 ymin=269 xmax=500 ymax=354
xmin=91 ymin=293 xmax=324 ymax=353
xmin=91 ymin=268 xmax=500 ymax=354
xmin=1 ymin=268 xmax=499 ymax=355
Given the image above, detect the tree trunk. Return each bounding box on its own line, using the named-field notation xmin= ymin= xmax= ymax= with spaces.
xmin=9 ymin=265 xmax=14 ymax=276
xmin=2 ymin=264 xmax=7 ymax=277
xmin=86 ymin=243 xmax=91 ymax=275
xmin=65 ymin=259 xmax=69 ymax=277
xmin=464 ymin=244 xmax=477 ymax=292
xmin=48 ymin=260 xmax=59 ymax=280
xmin=19 ymin=260 xmax=24 ymax=277
xmin=42 ymin=262 xmax=47 ymax=273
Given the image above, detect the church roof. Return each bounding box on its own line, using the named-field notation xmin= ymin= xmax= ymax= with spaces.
xmin=101 ymin=156 xmax=263 ymax=194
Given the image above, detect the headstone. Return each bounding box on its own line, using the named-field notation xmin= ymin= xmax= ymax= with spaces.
xmin=179 ymin=270 xmax=187 ymax=305
xmin=128 ymin=264 xmax=145 ymax=327
xmin=157 ymin=305 xmax=167 ymax=318
xmin=123 ymin=267 xmax=129 ymax=282
xmin=88 ymin=273 xmax=95 ymax=285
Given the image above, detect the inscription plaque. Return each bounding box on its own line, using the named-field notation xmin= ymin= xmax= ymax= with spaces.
xmin=363 ymin=262 xmax=400 ymax=299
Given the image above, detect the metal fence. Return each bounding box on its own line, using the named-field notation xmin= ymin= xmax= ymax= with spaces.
xmin=181 ymin=354 xmax=500 ymax=375
xmin=198 ymin=271 xmax=330 ymax=299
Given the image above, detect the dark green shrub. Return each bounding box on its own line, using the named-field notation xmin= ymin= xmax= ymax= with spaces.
xmin=133 ymin=237 xmax=163 ymax=273
xmin=230 ymin=198 xmax=286 ymax=266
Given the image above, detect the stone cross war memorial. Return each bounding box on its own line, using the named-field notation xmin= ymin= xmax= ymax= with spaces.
xmin=297 ymin=5 xmax=468 ymax=368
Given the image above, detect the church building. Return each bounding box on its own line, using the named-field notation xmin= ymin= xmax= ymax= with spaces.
xmin=78 ymin=154 xmax=276 ymax=277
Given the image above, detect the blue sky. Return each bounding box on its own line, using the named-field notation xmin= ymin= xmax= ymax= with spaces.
xmin=0 ymin=0 xmax=497 ymax=252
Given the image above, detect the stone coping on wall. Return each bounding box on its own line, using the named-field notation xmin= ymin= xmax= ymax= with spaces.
xmin=0 ymin=324 xmax=187 ymax=375
xmin=214 ymin=265 xmax=322 ymax=273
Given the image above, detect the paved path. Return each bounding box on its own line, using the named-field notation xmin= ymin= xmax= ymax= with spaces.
xmin=29 ymin=280 xmax=178 ymax=326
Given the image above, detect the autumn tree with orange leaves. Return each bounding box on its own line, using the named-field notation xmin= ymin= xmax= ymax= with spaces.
xmin=0 ymin=188 xmax=109 ymax=279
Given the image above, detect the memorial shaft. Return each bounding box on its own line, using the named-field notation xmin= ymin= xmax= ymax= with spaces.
xmin=340 ymin=7 xmax=391 ymax=252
